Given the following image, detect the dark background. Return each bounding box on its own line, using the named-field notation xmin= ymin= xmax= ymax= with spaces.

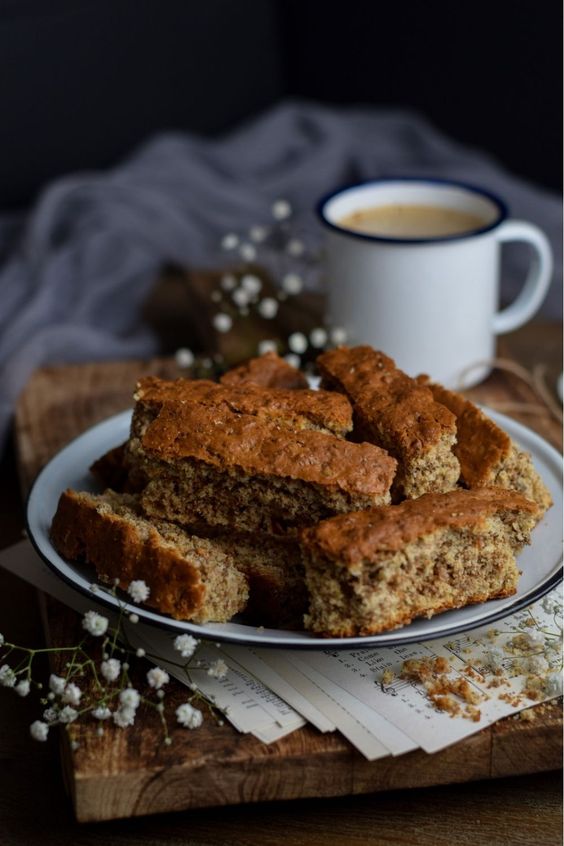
xmin=0 ymin=0 xmax=561 ymax=209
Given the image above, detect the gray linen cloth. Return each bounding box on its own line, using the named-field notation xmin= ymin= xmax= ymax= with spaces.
xmin=0 ymin=101 xmax=561 ymax=452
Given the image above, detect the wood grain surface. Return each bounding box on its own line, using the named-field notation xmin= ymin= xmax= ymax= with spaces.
xmin=10 ymin=320 xmax=563 ymax=827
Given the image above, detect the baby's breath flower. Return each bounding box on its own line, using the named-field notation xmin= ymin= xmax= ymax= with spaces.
xmin=288 ymin=332 xmax=308 ymax=355
xmin=147 ymin=667 xmax=169 ymax=690
xmin=43 ymin=707 xmax=58 ymax=723
xmin=546 ymin=637 xmax=563 ymax=654
xmin=258 ymin=297 xmax=278 ymax=319
xmin=284 ymin=354 xmax=301 ymax=369
xmin=249 ymin=225 xmax=268 ymax=243
xmin=128 ymin=613 xmax=139 ymax=624
xmin=58 ymin=706 xmax=78 ymax=724
xmin=545 ymin=672 xmax=563 ymax=697
xmin=175 ymin=348 xmax=195 ymax=369
xmin=96 ymin=726 xmax=104 ymax=737
xmin=15 ymin=680 xmax=30 ymax=697
xmin=136 ymin=648 xmax=146 ymax=658
xmin=157 ymin=689 xmax=165 ymax=700
xmin=82 ymin=610 xmax=109 ymax=637
xmin=282 ymin=273 xmax=303 ymax=295
xmin=526 ymin=655 xmax=550 ymax=675
xmin=207 ymin=659 xmax=228 ymax=680
xmin=92 ymin=707 xmax=112 ymax=721
xmin=119 ymin=688 xmax=140 ymax=710
xmin=239 ymin=243 xmax=257 ymax=262
xmin=113 ymin=706 xmax=136 ymax=728
xmin=30 ymin=720 xmax=49 ymax=741
xmin=221 ymin=233 xmax=239 ymax=250
xmin=176 ymin=702 xmax=203 ymax=729
xmin=220 ymin=273 xmax=237 ymax=292
xmin=173 ymin=634 xmax=198 ymax=659
xmin=0 ymin=664 xmax=16 ymax=688
xmin=310 ymin=327 xmax=328 ymax=348
xmin=330 ymin=326 xmax=348 ymax=346
xmin=62 ymin=683 xmax=82 ymax=706
xmin=241 ymin=274 xmax=262 ymax=296
xmin=483 ymin=647 xmax=505 ymax=672
xmin=100 ymin=659 xmax=121 ymax=683
xmin=542 ymin=596 xmax=559 ymax=614
xmin=211 ymin=290 xmax=222 ymax=303
xmin=258 ymin=339 xmax=277 ymax=355
xmin=286 ymin=238 xmax=305 ymax=257
xmin=127 ymin=580 xmax=150 ymax=603
xmin=522 ymin=630 xmax=545 ymax=649
xmin=232 ymin=288 xmax=250 ymax=308
xmin=272 ymin=199 xmax=291 ymax=220
xmin=212 ymin=313 xmax=233 ymax=333
xmin=49 ymin=674 xmax=65 ymax=695
xmin=156 ymin=702 xmax=165 ymax=713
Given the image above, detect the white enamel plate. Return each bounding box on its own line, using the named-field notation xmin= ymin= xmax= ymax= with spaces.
xmin=27 ymin=408 xmax=562 ymax=649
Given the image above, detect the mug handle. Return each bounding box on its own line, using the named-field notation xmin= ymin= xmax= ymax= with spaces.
xmin=492 ymin=220 xmax=553 ymax=335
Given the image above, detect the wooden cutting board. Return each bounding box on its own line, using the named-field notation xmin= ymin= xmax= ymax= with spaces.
xmin=14 ymin=354 xmax=563 ymax=823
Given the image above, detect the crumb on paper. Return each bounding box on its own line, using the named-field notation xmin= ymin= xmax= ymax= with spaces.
xmin=381 ymin=669 xmax=395 ymax=685
xmin=519 ymin=707 xmax=537 ymax=722
xmin=400 ymin=658 xmax=484 ymax=721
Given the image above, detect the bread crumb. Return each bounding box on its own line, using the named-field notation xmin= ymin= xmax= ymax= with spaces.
xmin=519 ymin=707 xmax=537 ymax=722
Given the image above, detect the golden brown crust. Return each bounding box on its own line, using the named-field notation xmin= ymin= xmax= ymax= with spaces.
xmin=425 ymin=381 xmax=511 ymax=486
xmin=317 ymin=346 xmax=457 ymax=455
xmin=220 ymin=351 xmax=309 ymax=390
xmin=135 ymin=375 xmax=353 ymax=436
xmin=301 ymin=487 xmax=538 ymax=565
xmin=141 ymin=402 xmax=396 ymax=498
xmin=50 ymin=490 xmax=247 ymax=622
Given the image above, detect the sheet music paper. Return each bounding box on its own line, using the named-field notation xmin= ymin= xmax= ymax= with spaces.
xmin=1 ymin=541 xmax=561 ymax=758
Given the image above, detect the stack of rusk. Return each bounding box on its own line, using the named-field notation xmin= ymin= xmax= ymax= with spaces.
xmin=51 ymin=349 xmax=551 ymax=636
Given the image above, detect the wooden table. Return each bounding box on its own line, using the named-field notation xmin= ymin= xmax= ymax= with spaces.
xmin=0 ymin=313 xmax=562 ymax=845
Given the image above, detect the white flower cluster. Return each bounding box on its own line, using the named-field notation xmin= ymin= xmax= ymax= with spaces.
xmin=173 ymin=634 xmax=198 ymax=659
xmin=127 ymin=580 xmax=150 ymax=604
xmin=114 ymin=687 xmax=141 ymax=728
xmin=207 ymin=659 xmax=228 ymax=680
xmin=82 ymin=610 xmax=109 ymax=637
xmin=176 ymin=702 xmax=203 ymax=729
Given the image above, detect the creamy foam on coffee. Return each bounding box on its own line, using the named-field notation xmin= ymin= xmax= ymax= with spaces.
xmin=338 ymin=204 xmax=487 ymax=238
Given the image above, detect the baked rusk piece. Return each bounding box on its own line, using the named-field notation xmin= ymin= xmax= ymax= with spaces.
xmin=50 ymin=489 xmax=248 ymax=623
xmin=423 ymin=379 xmax=552 ymax=517
xmin=220 ymin=351 xmax=309 ymax=390
xmin=133 ymin=375 xmax=353 ymax=437
xmin=317 ymin=346 xmax=460 ymax=499
xmin=300 ymin=487 xmax=538 ymax=637
xmin=134 ymin=401 xmax=397 ymax=536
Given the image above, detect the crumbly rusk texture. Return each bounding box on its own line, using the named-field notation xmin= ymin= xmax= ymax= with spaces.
xmin=137 ymin=402 xmax=397 ymax=535
xmin=221 ymin=351 xmax=309 ymax=390
xmin=317 ymin=346 xmax=460 ymax=499
xmin=424 ymin=380 xmax=552 ymax=515
xmin=208 ymin=532 xmax=307 ymax=629
xmin=50 ymin=489 xmax=248 ymax=623
xmin=134 ymin=375 xmax=353 ymax=437
xmin=300 ymin=488 xmax=538 ymax=637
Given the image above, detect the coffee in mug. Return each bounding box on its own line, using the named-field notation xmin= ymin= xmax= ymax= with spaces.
xmin=338 ymin=204 xmax=487 ymax=239
xmin=317 ymin=178 xmax=552 ymax=387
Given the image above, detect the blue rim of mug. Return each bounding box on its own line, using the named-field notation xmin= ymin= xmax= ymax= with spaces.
xmin=316 ymin=177 xmax=509 ymax=245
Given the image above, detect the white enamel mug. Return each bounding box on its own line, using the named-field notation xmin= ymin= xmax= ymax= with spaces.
xmin=317 ymin=178 xmax=553 ymax=387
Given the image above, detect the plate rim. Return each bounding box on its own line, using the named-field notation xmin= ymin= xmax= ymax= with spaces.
xmin=26 ymin=407 xmax=563 ymax=650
